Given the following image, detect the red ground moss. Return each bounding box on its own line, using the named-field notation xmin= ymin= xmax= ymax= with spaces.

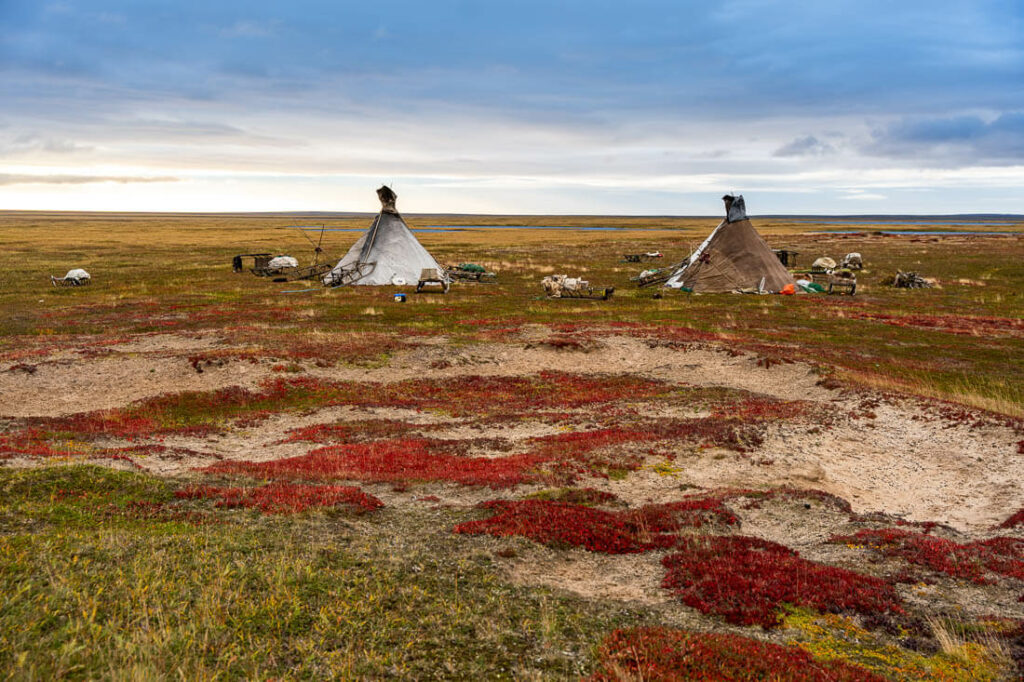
xmin=5 ymin=362 xmax=38 ymax=374
xmin=14 ymin=372 xmax=803 ymax=458
xmin=587 ymin=627 xmax=883 ymax=682
xmin=830 ymin=529 xmax=1024 ymax=583
xmin=204 ymin=438 xmax=548 ymax=488
xmin=454 ymin=500 xmax=676 ymax=553
xmin=0 ymin=428 xmax=72 ymax=458
xmin=205 ymin=414 xmax=777 ymax=490
xmin=20 ymin=371 xmax=666 ymax=441
xmin=642 ymin=418 xmax=767 ymax=452
xmin=206 ymin=415 xmax=764 ymax=490
xmin=523 ymin=427 xmax=652 ymax=476
xmin=845 ymin=311 xmax=1024 ymax=338
xmin=1000 ymin=509 xmax=1024 ymax=529
xmin=456 ymin=316 xmax=528 ymax=327
xmin=0 ymin=429 xmax=174 ymax=467
xmin=176 ymin=482 xmax=383 ymax=514
xmin=452 ymin=499 xmax=738 ymax=553
xmin=277 ymin=419 xmax=439 ymax=444
xmin=661 ymin=536 xmax=903 ymax=628
xmin=711 ymin=396 xmax=815 ymax=422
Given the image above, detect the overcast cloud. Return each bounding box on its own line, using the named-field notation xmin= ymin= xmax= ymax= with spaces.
xmin=1 ymin=0 xmax=1022 ymax=213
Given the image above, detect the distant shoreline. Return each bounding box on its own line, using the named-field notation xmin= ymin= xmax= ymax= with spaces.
xmin=0 ymin=209 xmax=1022 ymax=221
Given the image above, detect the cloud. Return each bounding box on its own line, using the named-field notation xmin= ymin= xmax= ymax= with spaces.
xmin=120 ymin=119 xmax=250 ymax=138
xmin=773 ymin=135 xmax=836 ymax=157
xmin=840 ymin=190 xmax=887 ymax=200
xmin=43 ymin=2 xmax=73 ymax=16
xmin=220 ymin=20 xmax=274 ymax=38
xmin=866 ymin=111 xmax=1024 ymax=162
xmin=0 ymin=133 xmax=91 ymax=156
xmin=2 ymin=2 xmax=1024 ymax=212
xmin=0 ymin=174 xmax=178 ymax=185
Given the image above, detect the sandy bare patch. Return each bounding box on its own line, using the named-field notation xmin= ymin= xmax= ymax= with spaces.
xmin=0 ymin=354 xmax=272 ymax=417
xmin=507 ymin=545 xmax=678 ymax=607
xmin=3 ymin=332 xmax=1021 ymax=532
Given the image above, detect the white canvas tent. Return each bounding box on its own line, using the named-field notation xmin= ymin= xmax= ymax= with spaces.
xmin=665 ymin=195 xmax=794 ymax=293
xmin=323 ymin=186 xmax=444 ymax=287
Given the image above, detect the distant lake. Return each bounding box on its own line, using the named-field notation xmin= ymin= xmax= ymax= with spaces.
xmin=292 ymin=227 xmax=448 ymax=233
xmin=293 ymin=224 xmax=638 ymax=232
xmin=792 ymin=220 xmax=1020 ymax=227
xmin=812 ymin=230 xmax=1021 ymax=236
xmin=424 ymin=225 xmax=630 ymax=231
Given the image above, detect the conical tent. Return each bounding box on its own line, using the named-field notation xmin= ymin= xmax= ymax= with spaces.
xmin=323 ymin=186 xmax=444 ymax=286
xmin=665 ymin=195 xmax=793 ymax=293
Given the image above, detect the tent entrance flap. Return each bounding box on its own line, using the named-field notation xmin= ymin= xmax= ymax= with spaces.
xmin=356 ymin=214 xmax=383 ymax=266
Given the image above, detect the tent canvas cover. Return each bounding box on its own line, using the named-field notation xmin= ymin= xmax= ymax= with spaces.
xmin=665 ymin=195 xmax=794 ymax=293
xmin=324 ymin=186 xmax=443 ymax=286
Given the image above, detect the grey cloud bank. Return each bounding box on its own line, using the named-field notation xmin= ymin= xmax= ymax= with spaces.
xmin=1 ymin=1 xmax=1022 ymax=212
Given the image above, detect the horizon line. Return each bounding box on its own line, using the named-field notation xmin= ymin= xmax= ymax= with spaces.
xmin=2 ymin=209 xmax=1023 ymax=220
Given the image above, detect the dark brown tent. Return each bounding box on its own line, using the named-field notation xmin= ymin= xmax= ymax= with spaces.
xmin=665 ymin=195 xmax=794 ymax=293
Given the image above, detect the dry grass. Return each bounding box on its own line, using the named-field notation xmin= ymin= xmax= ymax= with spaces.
xmin=1 ymin=211 xmax=1023 ymax=679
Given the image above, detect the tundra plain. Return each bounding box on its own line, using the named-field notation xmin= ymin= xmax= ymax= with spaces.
xmin=1 ymin=211 xmax=1023 ymax=680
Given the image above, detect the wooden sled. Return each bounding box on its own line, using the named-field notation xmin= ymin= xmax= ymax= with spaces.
xmin=416 ymin=268 xmax=451 ymax=293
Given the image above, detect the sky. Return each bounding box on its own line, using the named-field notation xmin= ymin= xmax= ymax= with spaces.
xmin=1 ymin=1 xmax=1023 ymax=214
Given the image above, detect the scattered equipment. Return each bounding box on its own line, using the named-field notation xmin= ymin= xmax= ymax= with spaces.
xmin=664 ymin=195 xmax=795 ymax=293
xmin=826 ymin=268 xmax=857 ymax=295
xmin=323 ymin=186 xmax=444 ymax=287
xmin=810 ymin=257 xmax=837 ymax=273
xmin=232 ymin=253 xmax=303 ymax=278
xmin=446 ymin=263 xmax=496 ymax=283
xmin=795 ymin=279 xmax=826 ymax=293
xmin=623 ymin=251 xmax=663 ymax=263
xmin=632 ymin=262 xmax=685 ymax=288
xmin=805 ymin=257 xmax=856 ymax=295
xmin=839 ymin=252 xmax=863 ymax=270
xmin=280 ymin=223 xmax=335 ymax=282
xmin=890 ymin=271 xmax=932 ymax=289
xmin=232 ymin=253 xmax=273 ymax=273
xmin=542 ymin=274 xmax=614 ymax=300
xmin=51 ymin=268 xmax=91 ymax=287
xmin=772 ymin=249 xmax=800 ymax=267
xmin=267 ymin=255 xmax=299 ymax=270
xmin=416 ymin=267 xmax=451 ymax=293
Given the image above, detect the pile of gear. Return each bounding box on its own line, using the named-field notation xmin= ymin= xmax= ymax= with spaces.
xmin=890 ymin=270 xmax=933 ymax=288
xmin=839 ymin=252 xmax=863 ymax=270
xmin=50 ymin=268 xmax=91 ymax=287
xmin=632 ymin=262 xmax=684 ymax=288
xmin=622 ymin=251 xmax=663 ymax=263
xmin=541 ymin=274 xmax=614 ymax=300
xmin=445 ymin=263 xmax=496 ymax=283
xmin=802 ymin=253 xmax=860 ymax=295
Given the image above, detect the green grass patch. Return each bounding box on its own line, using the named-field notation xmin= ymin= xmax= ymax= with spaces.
xmin=0 ymin=466 xmax=647 ymax=679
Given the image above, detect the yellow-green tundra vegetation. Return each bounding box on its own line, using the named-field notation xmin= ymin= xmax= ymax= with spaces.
xmin=1 ymin=211 xmax=1022 ymax=679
